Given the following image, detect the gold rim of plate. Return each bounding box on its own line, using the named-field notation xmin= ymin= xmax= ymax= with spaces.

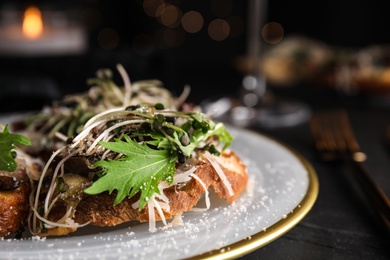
xmin=187 ymin=131 xmax=320 ymax=260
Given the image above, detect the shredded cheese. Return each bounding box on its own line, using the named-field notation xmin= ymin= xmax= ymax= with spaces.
xmin=190 ymin=173 xmax=210 ymax=210
xmin=205 ymin=153 xmax=234 ymax=196
xmin=161 ymin=212 xmax=184 ymax=230
xmin=132 ymin=166 xmax=198 ymax=232
xmin=147 ymin=199 xmax=156 ymax=232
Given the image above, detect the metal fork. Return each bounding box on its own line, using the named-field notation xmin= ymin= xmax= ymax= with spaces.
xmin=310 ymin=109 xmax=390 ymax=232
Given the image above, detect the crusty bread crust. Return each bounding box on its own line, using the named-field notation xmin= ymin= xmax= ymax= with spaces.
xmin=40 ymin=150 xmax=248 ymax=236
xmin=0 ymin=164 xmax=31 ymax=237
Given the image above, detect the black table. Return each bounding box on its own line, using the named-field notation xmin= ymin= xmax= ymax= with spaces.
xmin=237 ymin=86 xmax=390 ymax=259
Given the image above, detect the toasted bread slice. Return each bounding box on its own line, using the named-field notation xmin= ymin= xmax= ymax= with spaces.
xmin=0 ymin=160 xmax=31 ymax=237
xmin=39 ymin=150 xmax=248 ymax=236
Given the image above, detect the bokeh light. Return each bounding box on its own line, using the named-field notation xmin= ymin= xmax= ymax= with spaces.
xmin=158 ymin=4 xmax=182 ymax=28
xmin=138 ymin=0 xmax=245 ymax=46
xmin=208 ymin=19 xmax=230 ymax=41
xmin=181 ymin=11 xmax=203 ymax=33
xmin=262 ymin=22 xmax=284 ymax=44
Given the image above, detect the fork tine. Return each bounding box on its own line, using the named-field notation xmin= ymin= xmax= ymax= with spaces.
xmin=327 ymin=110 xmax=348 ymax=152
xmin=336 ymin=110 xmax=361 ymax=153
xmin=310 ymin=110 xmax=345 ymax=155
xmin=310 ymin=112 xmax=327 ymax=150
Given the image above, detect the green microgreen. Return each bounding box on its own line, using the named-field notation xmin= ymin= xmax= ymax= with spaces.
xmin=0 ymin=124 xmax=31 ymax=172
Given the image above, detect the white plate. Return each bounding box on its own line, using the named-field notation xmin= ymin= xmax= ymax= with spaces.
xmin=0 ymin=117 xmax=319 ymax=260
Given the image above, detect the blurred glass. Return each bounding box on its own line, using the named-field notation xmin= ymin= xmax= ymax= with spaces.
xmin=202 ymin=0 xmax=311 ymax=128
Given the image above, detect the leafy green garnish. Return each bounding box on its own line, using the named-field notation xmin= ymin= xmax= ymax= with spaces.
xmin=84 ymin=108 xmax=234 ymax=210
xmin=84 ymin=135 xmax=177 ymax=209
xmin=139 ymin=122 xmax=233 ymax=157
xmin=0 ymin=124 xmax=31 ymax=172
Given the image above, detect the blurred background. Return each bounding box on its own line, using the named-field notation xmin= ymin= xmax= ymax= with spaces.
xmin=1 ymin=0 xmax=390 ymax=112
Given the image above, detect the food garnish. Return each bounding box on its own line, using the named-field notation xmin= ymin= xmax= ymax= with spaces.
xmin=3 ymin=64 xmax=247 ymax=236
xmin=83 ymin=106 xmax=233 ymax=210
xmin=0 ymin=124 xmax=31 ymax=172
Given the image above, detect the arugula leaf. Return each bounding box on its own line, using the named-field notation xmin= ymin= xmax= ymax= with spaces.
xmin=136 ymin=120 xmax=233 ymax=157
xmin=154 ymin=122 xmax=233 ymax=157
xmin=84 ymin=134 xmax=177 ymax=209
xmin=187 ymin=122 xmax=233 ymax=153
xmin=0 ymin=124 xmax=31 ymax=172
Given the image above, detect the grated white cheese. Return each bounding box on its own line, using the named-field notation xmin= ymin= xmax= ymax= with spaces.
xmin=190 ymin=173 xmax=210 ymax=210
xmin=133 ymin=166 xmax=198 ymax=232
xmin=161 ymin=212 xmax=184 ymax=230
xmin=205 ymin=153 xmax=234 ymax=196
xmin=147 ymin=199 xmax=156 ymax=232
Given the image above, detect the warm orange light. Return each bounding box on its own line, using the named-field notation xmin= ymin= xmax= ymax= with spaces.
xmin=22 ymin=6 xmax=43 ymax=39
xmin=182 ymin=11 xmax=203 ymax=33
xmin=208 ymin=19 xmax=230 ymax=41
